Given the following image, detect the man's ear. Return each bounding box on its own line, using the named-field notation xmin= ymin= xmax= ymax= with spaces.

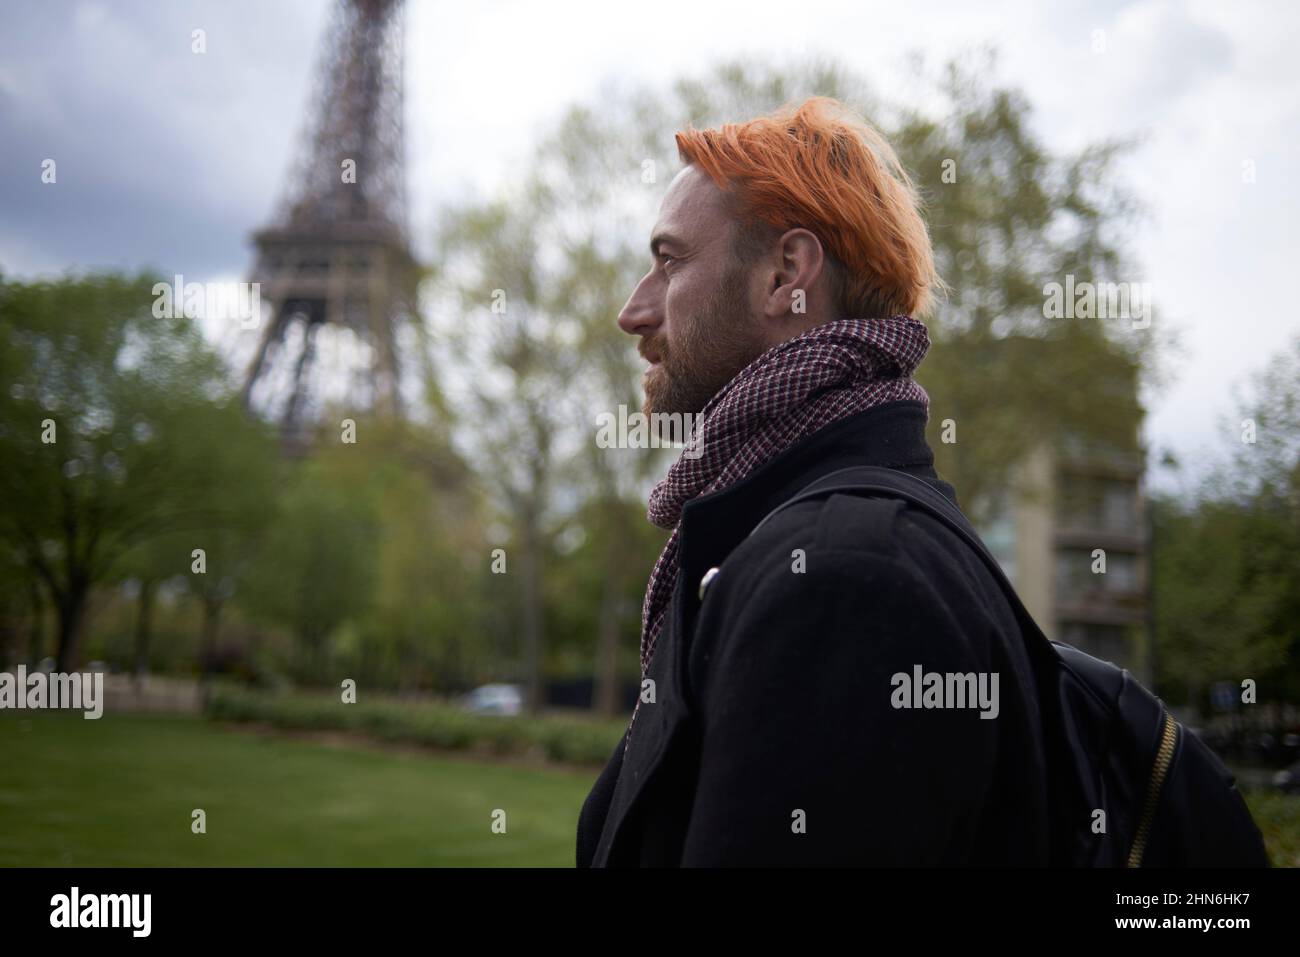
xmin=763 ymin=228 xmax=828 ymax=323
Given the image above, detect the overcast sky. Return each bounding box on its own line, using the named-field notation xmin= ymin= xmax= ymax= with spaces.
xmin=1 ymin=0 xmax=1296 ymax=487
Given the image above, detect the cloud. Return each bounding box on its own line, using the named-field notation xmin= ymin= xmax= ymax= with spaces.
xmin=0 ymin=0 xmax=325 ymax=277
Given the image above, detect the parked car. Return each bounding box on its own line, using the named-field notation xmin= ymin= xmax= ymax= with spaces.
xmin=462 ymin=684 xmax=523 ymax=716
xmin=1272 ymin=759 xmax=1300 ymax=795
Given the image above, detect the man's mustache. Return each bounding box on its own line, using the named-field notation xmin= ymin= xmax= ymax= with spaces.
xmin=639 ymin=337 xmax=668 ymax=364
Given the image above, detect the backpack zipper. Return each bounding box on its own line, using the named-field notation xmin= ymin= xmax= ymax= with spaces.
xmin=1126 ymin=708 xmax=1178 ymax=867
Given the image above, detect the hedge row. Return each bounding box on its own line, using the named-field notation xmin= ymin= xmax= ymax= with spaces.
xmin=205 ymin=685 xmax=628 ymax=766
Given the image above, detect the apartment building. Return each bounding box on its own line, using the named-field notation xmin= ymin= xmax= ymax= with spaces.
xmin=976 ymin=438 xmax=1151 ymax=685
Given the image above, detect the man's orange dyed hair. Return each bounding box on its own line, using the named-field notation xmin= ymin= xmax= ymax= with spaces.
xmin=675 ymin=96 xmax=942 ymax=319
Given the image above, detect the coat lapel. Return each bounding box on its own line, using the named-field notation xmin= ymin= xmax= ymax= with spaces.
xmin=591 ymin=572 xmax=695 ymax=866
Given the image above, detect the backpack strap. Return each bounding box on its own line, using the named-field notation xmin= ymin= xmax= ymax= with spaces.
xmin=747 ymin=465 xmax=1054 ymax=657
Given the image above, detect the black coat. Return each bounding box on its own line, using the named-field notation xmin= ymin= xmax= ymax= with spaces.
xmin=576 ymin=400 xmax=1052 ymax=866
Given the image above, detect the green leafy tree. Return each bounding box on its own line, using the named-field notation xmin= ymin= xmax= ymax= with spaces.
xmin=1153 ymin=336 xmax=1300 ymax=708
xmin=343 ymin=419 xmax=490 ymax=692
xmin=0 ymin=272 xmax=278 ymax=671
xmin=239 ymin=444 xmax=378 ymax=683
xmin=431 ymin=195 xmax=595 ymax=713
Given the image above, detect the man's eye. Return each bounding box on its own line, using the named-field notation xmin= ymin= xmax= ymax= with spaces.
xmin=660 ymin=254 xmax=676 ymax=268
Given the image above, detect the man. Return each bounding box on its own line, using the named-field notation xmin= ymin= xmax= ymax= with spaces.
xmin=576 ymin=96 xmax=1051 ymax=866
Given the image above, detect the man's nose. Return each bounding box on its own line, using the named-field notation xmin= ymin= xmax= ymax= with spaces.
xmin=617 ymin=272 xmax=662 ymax=337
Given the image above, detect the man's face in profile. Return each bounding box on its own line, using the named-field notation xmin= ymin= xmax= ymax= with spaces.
xmin=617 ymin=165 xmax=769 ymax=417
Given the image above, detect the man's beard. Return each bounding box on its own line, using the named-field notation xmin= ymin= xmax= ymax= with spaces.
xmin=641 ymin=262 xmax=766 ymax=422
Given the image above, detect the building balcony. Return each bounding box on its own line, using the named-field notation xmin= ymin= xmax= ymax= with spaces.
xmin=1055 ymin=588 xmax=1146 ymax=627
xmin=1054 ymin=527 xmax=1146 ymax=552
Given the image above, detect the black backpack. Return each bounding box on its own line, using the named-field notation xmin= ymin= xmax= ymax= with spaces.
xmin=752 ymin=465 xmax=1271 ymax=867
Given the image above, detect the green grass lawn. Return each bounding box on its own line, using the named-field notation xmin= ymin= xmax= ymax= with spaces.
xmin=1243 ymin=789 xmax=1300 ymax=868
xmin=3 ymin=711 xmax=1295 ymax=867
xmin=0 ymin=711 xmax=599 ymax=866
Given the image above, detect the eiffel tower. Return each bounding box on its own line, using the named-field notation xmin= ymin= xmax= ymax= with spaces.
xmin=242 ymin=0 xmax=414 ymax=447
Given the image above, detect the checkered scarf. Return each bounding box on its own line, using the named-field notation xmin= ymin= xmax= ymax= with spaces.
xmin=626 ymin=315 xmax=930 ymax=748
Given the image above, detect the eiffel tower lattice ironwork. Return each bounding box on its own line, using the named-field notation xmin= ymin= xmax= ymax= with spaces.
xmin=242 ymin=0 xmax=414 ymax=445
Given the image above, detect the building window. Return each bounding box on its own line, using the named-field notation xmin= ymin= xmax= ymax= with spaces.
xmin=974 ymin=492 xmax=1017 ymax=586
xmin=1055 ymin=548 xmax=1139 ymax=597
xmin=1059 ymin=622 xmax=1132 ymax=669
xmin=1058 ymin=476 xmax=1138 ymax=533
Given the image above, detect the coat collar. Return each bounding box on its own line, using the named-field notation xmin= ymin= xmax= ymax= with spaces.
xmin=675 ymin=399 xmax=950 ymax=578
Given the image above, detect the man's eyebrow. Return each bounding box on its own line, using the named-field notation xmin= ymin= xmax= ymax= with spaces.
xmin=650 ymin=231 xmax=686 ymax=257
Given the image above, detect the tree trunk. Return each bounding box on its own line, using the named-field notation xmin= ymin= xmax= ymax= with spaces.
xmin=198 ymin=596 xmax=222 ymax=709
xmin=594 ymin=503 xmax=629 ymax=717
xmin=54 ymin=582 xmax=88 ymax=674
xmin=27 ymin=581 xmax=44 ymax=667
xmin=0 ymin=618 xmax=13 ymax=670
xmin=520 ymin=511 xmax=544 ymax=716
xmin=133 ymin=579 xmax=157 ymax=690
xmin=594 ymin=579 xmax=622 ymax=717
